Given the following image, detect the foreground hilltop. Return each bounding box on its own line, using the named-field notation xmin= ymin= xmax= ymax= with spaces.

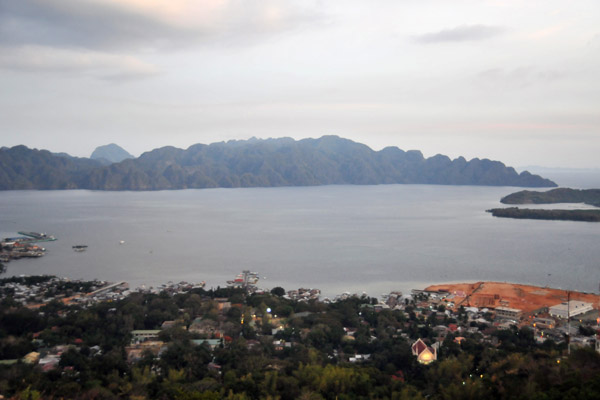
xmin=0 ymin=136 xmax=556 ymax=190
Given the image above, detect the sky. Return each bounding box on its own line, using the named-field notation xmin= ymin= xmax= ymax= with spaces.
xmin=1 ymin=0 xmax=599 ymax=168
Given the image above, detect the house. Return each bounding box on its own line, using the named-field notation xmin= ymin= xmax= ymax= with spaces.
xmin=411 ymin=338 xmax=437 ymax=365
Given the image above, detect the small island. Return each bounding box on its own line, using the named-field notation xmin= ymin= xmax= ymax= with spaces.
xmin=487 ymin=207 xmax=600 ymax=222
xmin=500 ymin=188 xmax=600 ymax=207
xmin=488 ymin=188 xmax=600 ymax=222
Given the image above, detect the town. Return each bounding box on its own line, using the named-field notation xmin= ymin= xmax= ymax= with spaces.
xmin=1 ymin=273 xmax=599 ymax=399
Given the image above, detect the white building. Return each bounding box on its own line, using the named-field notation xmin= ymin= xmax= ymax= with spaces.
xmin=549 ymin=301 xmax=594 ymax=319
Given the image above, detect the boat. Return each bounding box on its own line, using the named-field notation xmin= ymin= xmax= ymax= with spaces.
xmin=72 ymin=245 xmax=88 ymax=252
xmin=18 ymin=231 xmax=57 ymax=242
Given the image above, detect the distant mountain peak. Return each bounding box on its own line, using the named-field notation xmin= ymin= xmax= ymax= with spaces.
xmin=90 ymin=143 xmax=134 ymax=164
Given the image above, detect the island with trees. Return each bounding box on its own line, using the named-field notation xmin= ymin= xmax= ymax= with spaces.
xmin=500 ymin=188 xmax=600 ymax=207
xmin=488 ymin=188 xmax=600 ymax=222
xmin=487 ymin=207 xmax=600 ymax=222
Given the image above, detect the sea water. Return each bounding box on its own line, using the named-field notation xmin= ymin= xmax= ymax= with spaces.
xmin=1 ymin=185 xmax=598 ymax=298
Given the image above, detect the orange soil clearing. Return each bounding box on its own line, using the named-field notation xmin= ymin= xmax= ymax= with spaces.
xmin=425 ymin=281 xmax=600 ymax=315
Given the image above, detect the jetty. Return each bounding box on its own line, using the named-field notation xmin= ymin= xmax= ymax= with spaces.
xmin=18 ymin=232 xmax=57 ymax=242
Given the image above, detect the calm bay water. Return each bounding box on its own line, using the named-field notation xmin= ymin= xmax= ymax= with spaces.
xmin=1 ymin=185 xmax=598 ymax=298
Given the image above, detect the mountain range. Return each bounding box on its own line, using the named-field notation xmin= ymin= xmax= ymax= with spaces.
xmin=0 ymin=136 xmax=557 ymax=190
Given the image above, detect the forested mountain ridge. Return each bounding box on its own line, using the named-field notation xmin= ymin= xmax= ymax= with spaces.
xmin=0 ymin=136 xmax=557 ymax=190
xmin=0 ymin=145 xmax=102 ymax=190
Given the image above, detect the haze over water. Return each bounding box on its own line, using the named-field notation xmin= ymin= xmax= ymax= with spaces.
xmin=1 ymin=185 xmax=598 ymax=298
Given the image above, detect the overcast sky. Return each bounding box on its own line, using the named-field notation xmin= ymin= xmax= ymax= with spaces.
xmin=1 ymin=0 xmax=599 ymax=168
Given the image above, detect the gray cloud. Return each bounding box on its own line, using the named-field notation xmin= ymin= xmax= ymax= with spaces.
xmin=0 ymin=0 xmax=323 ymax=51
xmin=0 ymin=0 xmax=323 ymax=80
xmin=0 ymin=45 xmax=160 ymax=81
xmin=413 ymin=24 xmax=505 ymax=44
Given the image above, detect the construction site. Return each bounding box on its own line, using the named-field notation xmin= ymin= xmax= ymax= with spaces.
xmin=425 ymin=281 xmax=600 ymax=316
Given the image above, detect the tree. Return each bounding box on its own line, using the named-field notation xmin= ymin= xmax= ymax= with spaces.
xmin=270 ymin=287 xmax=286 ymax=297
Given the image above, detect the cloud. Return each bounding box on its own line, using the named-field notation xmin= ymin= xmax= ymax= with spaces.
xmin=478 ymin=66 xmax=565 ymax=88
xmin=0 ymin=45 xmax=160 ymax=81
xmin=528 ymin=23 xmax=569 ymax=40
xmin=0 ymin=0 xmax=322 ymax=51
xmin=413 ymin=24 xmax=505 ymax=44
xmin=0 ymin=0 xmax=322 ymax=80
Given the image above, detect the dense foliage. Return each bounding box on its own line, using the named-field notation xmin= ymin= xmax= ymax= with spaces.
xmin=0 ymin=146 xmax=101 ymax=190
xmin=1 ymin=283 xmax=599 ymax=399
xmin=0 ymin=136 xmax=556 ymax=190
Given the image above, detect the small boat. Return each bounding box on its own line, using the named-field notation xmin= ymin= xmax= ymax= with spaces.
xmin=72 ymin=245 xmax=88 ymax=252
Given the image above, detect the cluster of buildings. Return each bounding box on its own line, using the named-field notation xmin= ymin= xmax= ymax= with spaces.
xmin=0 ymin=240 xmax=45 ymax=262
xmin=133 ymin=280 xmax=206 ymax=295
xmin=0 ymin=231 xmax=56 ymax=263
xmin=284 ymin=287 xmax=321 ymax=301
xmin=17 ymin=344 xmax=103 ymax=372
xmin=0 ymin=277 xmax=108 ymax=306
xmin=393 ymin=287 xmax=600 ymax=364
xmin=3 ymin=274 xmax=600 ymax=370
xmin=0 ymin=278 xmax=208 ymax=308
